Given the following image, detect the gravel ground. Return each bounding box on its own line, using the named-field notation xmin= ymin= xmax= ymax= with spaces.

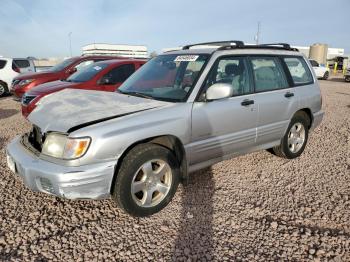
xmin=0 ymin=78 xmax=349 ymax=261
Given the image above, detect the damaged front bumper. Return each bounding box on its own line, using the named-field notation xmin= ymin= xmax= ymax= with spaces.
xmin=6 ymin=136 xmax=116 ymax=200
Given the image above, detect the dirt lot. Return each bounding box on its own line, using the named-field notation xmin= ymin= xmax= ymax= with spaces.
xmin=0 ymin=78 xmax=349 ymax=261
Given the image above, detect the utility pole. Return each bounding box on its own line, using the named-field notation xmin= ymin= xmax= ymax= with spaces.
xmin=68 ymin=32 xmax=72 ymax=57
xmin=255 ymin=22 xmax=261 ymax=45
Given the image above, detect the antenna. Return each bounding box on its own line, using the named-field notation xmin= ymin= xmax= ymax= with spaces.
xmin=255 ymin=22 xmax=261 ymax=45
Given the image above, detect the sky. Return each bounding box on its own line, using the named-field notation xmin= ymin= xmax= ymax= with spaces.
xmin=0 ymin=0 xmax=349 ymax=58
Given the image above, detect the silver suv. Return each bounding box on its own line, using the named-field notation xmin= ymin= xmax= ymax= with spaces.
xmin=6 ymin=41 xmax=324 ymax=217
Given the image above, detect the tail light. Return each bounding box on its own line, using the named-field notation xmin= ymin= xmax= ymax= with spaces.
xmin=12 ymin=63 xmax=20 ymax=73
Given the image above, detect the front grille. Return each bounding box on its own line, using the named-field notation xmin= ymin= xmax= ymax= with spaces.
xmin=28 ymin=125 xmax=45 ymax=152
xmin=22 ymin=94 xmax=36 ymax=105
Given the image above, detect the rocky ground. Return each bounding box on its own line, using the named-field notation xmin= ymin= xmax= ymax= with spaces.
xmin=0 ymin=78 xmax=349 ymax=261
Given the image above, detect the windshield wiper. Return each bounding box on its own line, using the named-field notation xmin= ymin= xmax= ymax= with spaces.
xmin=117 ymin=90 xmax=154 ymax=99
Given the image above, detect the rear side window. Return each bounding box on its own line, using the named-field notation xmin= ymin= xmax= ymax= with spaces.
xmin=103 ymin=64 xmax=136 ymax=84
xmin=284 ymin=57 xmax=313 ymax=85
xmin=250 ymin=57 xmax=289 ymax=92
xmin=14 ymin=59 xmax=30 ymax=68
xmin=0 ymin=60 xmax=6 ymax=69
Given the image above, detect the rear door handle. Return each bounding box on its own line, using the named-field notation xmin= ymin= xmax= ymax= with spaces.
xmin=284 ymin=92 xmax=294 ymax=98
xmin=241 ymin=99 xmax=254 ymax=106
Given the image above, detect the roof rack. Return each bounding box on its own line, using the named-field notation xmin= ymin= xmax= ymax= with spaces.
xmin=182 ymin=40 xmax=244 ymax=50
xmin=218 ymin=42 xmax=298 ymax=51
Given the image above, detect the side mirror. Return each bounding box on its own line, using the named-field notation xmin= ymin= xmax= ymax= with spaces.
xmin=67 ymin=67 xmax=77 ymax=74
xmin=99 ymin=77 xmax=112 ymax=85
xmin=206 ymin=83 xmax=233 ymax=101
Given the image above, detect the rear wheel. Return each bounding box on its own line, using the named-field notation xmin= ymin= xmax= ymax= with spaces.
xmin=0 ymin=82 xmax=8 ymax=97
xmin=112 ymin=143 xmax=180 ymax=217
xmin=322 ymin=71 xmax=329 ymax=80
xmin=269 ymin=111 xmax=310 ymax=159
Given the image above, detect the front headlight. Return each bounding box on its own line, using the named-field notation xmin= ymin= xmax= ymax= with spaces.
xmin=42 ymin=133 xmax=91 ymax=159
xmin=19 ymin=79 xmax=35 ymax=86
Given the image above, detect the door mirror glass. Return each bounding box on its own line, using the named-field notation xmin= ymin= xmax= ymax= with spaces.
xmin=206 ymin=83 xmax=233 ymax=101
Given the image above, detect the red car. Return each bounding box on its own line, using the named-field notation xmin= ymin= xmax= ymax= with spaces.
xmin=11 ymin=55 xmax=117 ymax=99
xmin=21 ymin=59 xmax=146 ymax=118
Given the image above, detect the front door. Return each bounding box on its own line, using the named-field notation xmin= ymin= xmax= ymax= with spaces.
xmin=189 ymin=56 xmax=257 ymax=165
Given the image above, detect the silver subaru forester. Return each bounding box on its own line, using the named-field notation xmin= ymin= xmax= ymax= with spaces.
xmin=6 ymin=41 xmax=324 ymax=217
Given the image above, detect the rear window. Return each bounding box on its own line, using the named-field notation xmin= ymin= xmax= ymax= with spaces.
xmin=0 ymin=60 xmax=6 ymax=69
xmin=284 ymin=57 xmax=313 ymax=85
xmin=14 ymin=59 xmax=30 ymax=68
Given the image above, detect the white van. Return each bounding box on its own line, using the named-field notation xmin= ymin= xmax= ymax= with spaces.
xmin=0 ymin=58 xmax=35 ymax=96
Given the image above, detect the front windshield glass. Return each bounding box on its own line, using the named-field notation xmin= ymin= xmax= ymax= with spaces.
xmin=118 ymin=54 xmax=208 ymax=102
xmin=48 ymin=58 xmax=75 ymax=72
xmin=66 ymin=63 xmax=109 ymax=83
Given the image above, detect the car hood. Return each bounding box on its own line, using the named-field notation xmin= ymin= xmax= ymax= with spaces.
xmin=27 ymin=80 xmax=80 ymax=96
xmin=15 ymin=71 xmax=57 ymax=80
xmin=28 ymin=89 xmax=172 ymax=133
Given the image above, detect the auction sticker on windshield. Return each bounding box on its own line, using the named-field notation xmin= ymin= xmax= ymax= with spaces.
xmin=93 ymin=66 xmax=102 ymax=71
xmin=174 ymin=55 xmax=199 ymax=62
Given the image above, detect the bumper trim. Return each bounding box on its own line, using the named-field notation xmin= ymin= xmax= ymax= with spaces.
xmin=6 ymin=136 xmax=116 ymax=200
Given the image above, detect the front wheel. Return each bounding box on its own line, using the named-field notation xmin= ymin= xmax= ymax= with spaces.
xmin=323 ymin=71 xmax=329 ymax=80
xmin=0 ymin=82 xmax=8 ymax=97
xmin=112 ymin=143 xmax=180 ymax=217
xmin=270 ymin=112 xmax=310 ymax=159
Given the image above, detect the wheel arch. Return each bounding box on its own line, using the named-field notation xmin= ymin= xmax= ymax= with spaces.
xmin=110 ymin=135 xmax=188 ymax=195
xmin=293 ymin=108 xmax=313 ymax=129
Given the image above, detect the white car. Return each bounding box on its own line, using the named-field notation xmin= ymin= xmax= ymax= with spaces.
xmin=0 ymin=58 xmax=35 ymax=96
xmin=309 ymin=59 xmax=329 ymax=80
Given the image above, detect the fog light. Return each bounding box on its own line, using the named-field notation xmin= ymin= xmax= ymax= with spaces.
xmin=39 ymin=177 xmax=54 ymax=194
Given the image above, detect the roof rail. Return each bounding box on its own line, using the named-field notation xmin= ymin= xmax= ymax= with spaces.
xmin=258 ymin=43 xmax=298 ymax=51
xmin=182 ymin=40 xmax=244 ymax=50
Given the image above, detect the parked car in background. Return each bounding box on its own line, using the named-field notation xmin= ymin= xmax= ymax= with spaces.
xmin=6 ymin=41 xmax=324 ymax=217
xmin=0 ymin=58 xmax=35 ymax=96
xmin=345 ymin=67 xmax=350 ymax=82
xmin=309 ymin=59 xmax=329 ymax=80
xmin=21 ymin=59 xmax=146 ymax=117
xmin=11 ymin=55 xmax=117 ymax=99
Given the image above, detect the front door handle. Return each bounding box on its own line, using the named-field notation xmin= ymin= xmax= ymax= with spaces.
xmin=241 ymin=99 xmax=254 ymax=106
xmin=284 ymin=92 xmax=294 ymax=98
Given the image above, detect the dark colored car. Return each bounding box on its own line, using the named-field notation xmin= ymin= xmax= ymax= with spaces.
xmin=21 ymin=59 xmax=146 ymax=117
xmin=11 ymin=55 xmax=118 ymax=99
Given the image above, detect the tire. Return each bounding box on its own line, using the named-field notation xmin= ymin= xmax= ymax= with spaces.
xmin=0 ymin=81 xmax=9 ymax=97
xmin=322 ymin=71 xmax=329 ymax=80
xmin=345 ymin=76 xmax=350 ymax=83
xmin=112 ymin=143 xmax=180 ymax=217
xmin=270 ymin=111 xmax=310 ymax=159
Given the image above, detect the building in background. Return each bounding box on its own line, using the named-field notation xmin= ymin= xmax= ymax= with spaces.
xmin=82 ymin=44 xmax=148 ymax=58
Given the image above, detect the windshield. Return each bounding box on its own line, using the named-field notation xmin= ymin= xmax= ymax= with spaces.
xmin=118 ymin=54 xmax=209 ymax=102
xmin=66 ymin=63 xmax=109 ymax=83
xmin=49 ymin=58 xmax=75 ymax=72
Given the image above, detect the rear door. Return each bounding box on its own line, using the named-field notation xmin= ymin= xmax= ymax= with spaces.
xmin=13 ymin=59 xmax=34 ymax=73
xmin=190 ymin=56 xmax=258 ymax=165
xmin=250 ymin=56 xmax=298 ymax=146
xmin=98 ymin=63 xmax=136 ymax=91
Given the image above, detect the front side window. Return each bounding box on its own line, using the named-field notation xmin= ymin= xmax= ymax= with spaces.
xmin=66 ymin=63 xmax=109 ymax=83
xmin=202 ymin=56 xmax=251 ymax=96
xmin=118 ymin=54 xmax=209 ymax=102
xmin=284 ymin=57 xmax=313 ymax=85
xmin=251 ymin=57 xmax=289 ymax=92
xmin=101 ymin=64 xmax=135 ymax=85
